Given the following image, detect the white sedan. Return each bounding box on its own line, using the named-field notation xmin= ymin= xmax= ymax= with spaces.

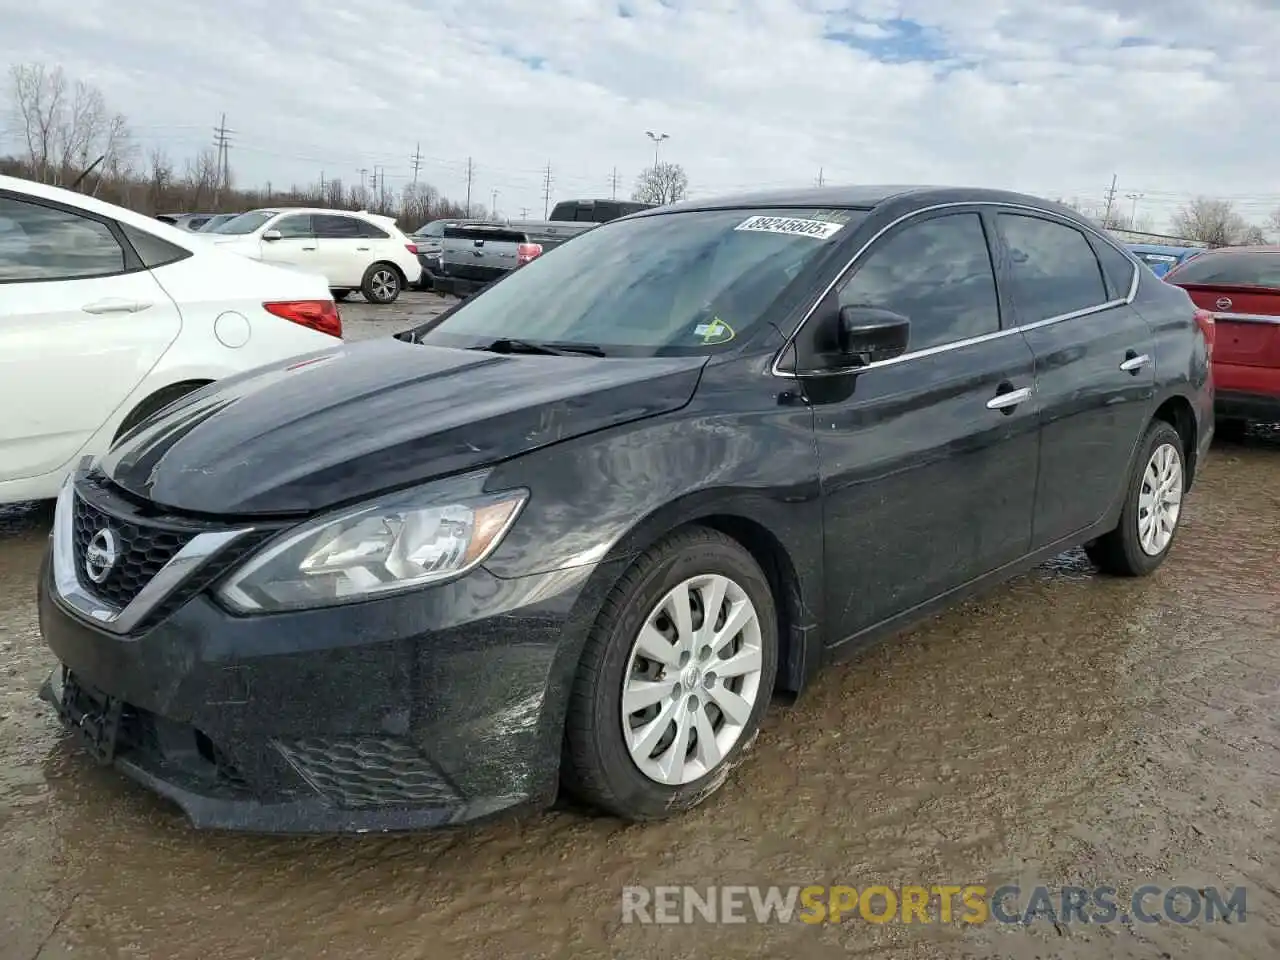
xmin=0 ymin=174 xmax=344 ymax=506
xmin=202 ymin=207 xmax=422 ymax=304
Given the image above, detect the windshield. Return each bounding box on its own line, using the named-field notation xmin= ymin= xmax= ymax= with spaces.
xmin=419 ymin=207 xmax=864 ymax=356
xmin=1167 ymin=251 xmax=1280 ymax=289
xmin=208 ymin=211 xmax=276 ymax=235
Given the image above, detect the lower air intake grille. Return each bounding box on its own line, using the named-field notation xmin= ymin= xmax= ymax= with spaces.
xmin=274 ymin=737 xmax=459 ymax=808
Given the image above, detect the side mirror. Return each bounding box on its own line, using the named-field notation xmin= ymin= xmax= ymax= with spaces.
xmin=262 ymin=229 xmax=282 ymax=242
xmin=838 ymin=305 xmax=911 ymax=365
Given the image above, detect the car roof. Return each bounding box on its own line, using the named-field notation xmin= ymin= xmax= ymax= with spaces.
xmin=1201 ymin=244 xmax=1280 ymax=255
xmin=0 ymin=173 xmax=210 ymax=246
xmin=1128 ymin=243 xmax=1199 ymax=255
xmin=251 ymin=207 xmax=389 ymax=218
xmin=637 ymin=184 xmax=1092 ymax=221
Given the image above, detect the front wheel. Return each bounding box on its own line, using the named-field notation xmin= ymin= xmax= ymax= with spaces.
xmin=360 ymin=263 xmax=402 ymax=304
xmin=562 ymin=527 xmax=778 ymax=820
xmin=1085 ymin=420 xmax=1186 ymax=577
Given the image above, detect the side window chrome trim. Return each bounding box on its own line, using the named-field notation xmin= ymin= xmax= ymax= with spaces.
xmin=771 ymin=200 xmax=1140 ymax=379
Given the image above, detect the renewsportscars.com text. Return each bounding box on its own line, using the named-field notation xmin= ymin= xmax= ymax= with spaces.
xmin=621 ymin=884 xmax=1247 ymax=926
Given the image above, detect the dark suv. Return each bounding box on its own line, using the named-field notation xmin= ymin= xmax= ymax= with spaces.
xmin=38 ymin=186 xmax=1213 ymax=833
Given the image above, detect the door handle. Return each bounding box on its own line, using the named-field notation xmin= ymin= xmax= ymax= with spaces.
xmin=356 ymin=246 xmax=370 ymax=251
xmin=986 ymin=385 xmax=1032 ymax=411
xmin=1120 ymin=351 xmax=1151 ymax=373
xmin=82 ymin=299 xmax=150 ymax=315
xmin=301 ymin=246 xmax=317 ymax=251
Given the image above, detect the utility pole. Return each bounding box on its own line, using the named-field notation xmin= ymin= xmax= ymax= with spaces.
xmin=610 ymin=166 xmax=621 ymax=200
xmin=464 ymin=156 xmax=474 ymax=216
xmin=212 ymin=113 xmax=233 ymax=205
xmin=490 ymin=189 xmax=498 ymax=218
xmin=410 ymin=143 xmax=423 ymax=185
xmin=1125 ymin=192 xmax=1144 ymax=227
xmin=319 ymin=170 xmax=326 ymax=200
xmin=815 ymin=167 xmax=825 ymax=188
xmin=1101 ymin=173 xmax=1118 ymax=227
xmin=359 ymin=167 xmax=368 ymax=207
xmin=520 ymin=207 xmax=530 ymax=218
xmin=645 ymin=131 xmax=669 ymax=168
xmin=542 ymin=162 xmax=553 ymax=218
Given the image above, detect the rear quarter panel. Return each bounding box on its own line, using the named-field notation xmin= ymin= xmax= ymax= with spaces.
xmin=1132 ymin=271 xmax=1214 ymax=466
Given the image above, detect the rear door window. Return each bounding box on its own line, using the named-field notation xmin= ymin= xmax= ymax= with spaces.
xmin=998 ymin=214 xmax=1109 ymax=323
xmin=0 ymin=196 xmax=127 ymax=281
xmin=1089 ymin=237 xmax=1138 ymax=300
xmin=313 ymin=215 xmax=364 ymax=239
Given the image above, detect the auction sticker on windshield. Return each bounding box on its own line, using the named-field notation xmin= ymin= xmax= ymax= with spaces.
xmin=735 ymin=215 xmax=845 ymax=240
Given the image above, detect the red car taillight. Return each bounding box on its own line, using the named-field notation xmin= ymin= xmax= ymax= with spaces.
xmin=517 ymin=242 xmax=543 ymax=266
xmin=1193 ymin=307 xmax=1215 ymax=355
xmin=264 ymin=300 xmax=343 ymax=339
xmin=405 ymin=243 xmax=418 ymax=255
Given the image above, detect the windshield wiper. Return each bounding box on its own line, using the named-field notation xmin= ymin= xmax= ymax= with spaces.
xmin=472 ymin=337 xmax=607 ymax=358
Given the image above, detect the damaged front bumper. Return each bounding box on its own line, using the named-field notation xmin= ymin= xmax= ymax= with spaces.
xmin=38 ymin=548 xmax=601 ymax=834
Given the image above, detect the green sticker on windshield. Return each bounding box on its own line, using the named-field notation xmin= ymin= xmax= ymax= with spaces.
xmin=693 ymin=318 xmax=735 ymax=344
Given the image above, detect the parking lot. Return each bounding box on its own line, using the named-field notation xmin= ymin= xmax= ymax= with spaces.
xmin=0 ymin=292 xmax=1276 ymax=959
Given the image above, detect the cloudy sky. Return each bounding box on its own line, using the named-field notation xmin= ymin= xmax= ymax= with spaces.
xmin=2 ymin=0 xmax=1278 ymax=229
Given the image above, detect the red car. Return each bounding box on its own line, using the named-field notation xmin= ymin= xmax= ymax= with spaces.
xmin=1165 ymin=245 xmax=1280 ymax=436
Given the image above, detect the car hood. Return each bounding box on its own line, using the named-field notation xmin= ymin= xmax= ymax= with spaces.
xmin=100 ymin=338 xmax=706 ymax=516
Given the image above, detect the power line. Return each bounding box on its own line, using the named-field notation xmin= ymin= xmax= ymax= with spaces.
xmin=542 ymin=161 xmax=553 ymax=218
xmin=1102 ymin=173 xmax=1118 ymax=225
xmin=212 ymin=113 xmax=233 ymax=202
xmin=410 ymin=143 xmax=422 ymax=185
xmin=464 ymin=156 xmax=474 ymax=216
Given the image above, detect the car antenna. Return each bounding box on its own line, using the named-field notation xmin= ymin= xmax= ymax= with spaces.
xmin=69 ymin=154 xmax=106 ymax=193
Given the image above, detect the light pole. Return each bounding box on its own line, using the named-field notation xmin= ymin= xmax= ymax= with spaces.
xmin=646 ymin=130 xmax=669 ymax=168
xmin=1126 ymin=192 xmax=1144 ymax=228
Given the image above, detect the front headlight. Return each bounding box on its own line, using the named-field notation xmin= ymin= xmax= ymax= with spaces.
xmin=216 ymin=484 xmax=527 ymax=613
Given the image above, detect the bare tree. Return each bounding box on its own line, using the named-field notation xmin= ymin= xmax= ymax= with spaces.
xmin=1171 ymin=197 xmax=1249 ymax=247
xmin=632 ymin=161 xmax=689 ymax=206
xmin=1268 ymin=207 xmax=1280 ymax=241
xmin=184 ymin=147 xmax=221 ymax=210
xmin=1239 ymin=223 xmax=1268 ymax=245
xmin=9 ymin=62 xmax=134 ymax=188
xmin=147 ymin=147 xmax=175 ymax=211
xmin=9 ymin=63 xmax=67 ymax=181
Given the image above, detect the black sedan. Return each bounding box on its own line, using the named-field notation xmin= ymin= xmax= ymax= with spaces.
xmin=38 ymin=185 xmax=1213 ymax=833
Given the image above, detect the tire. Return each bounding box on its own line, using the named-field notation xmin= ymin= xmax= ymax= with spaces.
xmin=360 ymin=263 xmax=402 ymax=304
xmin=112 ymin=381 xmax=209 ymax=443
xmin=562 ymin=526 xmax=778 ymax=821
xmin=1215 ymin=417 xmax=1247 ymax=442
xmin=332 ymin=289 xmax=352 ymax=302
xmin=1085 ymin=420 xmax=1186 ymax=577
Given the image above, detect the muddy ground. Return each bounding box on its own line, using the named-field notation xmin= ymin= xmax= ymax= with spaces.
xmin=0 ymin=294 xmax=1276 ymax=959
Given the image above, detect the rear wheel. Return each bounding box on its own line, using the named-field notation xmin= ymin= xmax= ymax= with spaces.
xmin=562 ymin=527 xmax=777 ymax=820
xmin=1085 ymin=420 xmax=1185 ymax=577
xmin=361 ymin=263 xmax=402 ymax=304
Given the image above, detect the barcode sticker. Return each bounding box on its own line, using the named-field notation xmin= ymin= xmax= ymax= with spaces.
xmin=734 ymin=215 xmax=845 ymax=240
